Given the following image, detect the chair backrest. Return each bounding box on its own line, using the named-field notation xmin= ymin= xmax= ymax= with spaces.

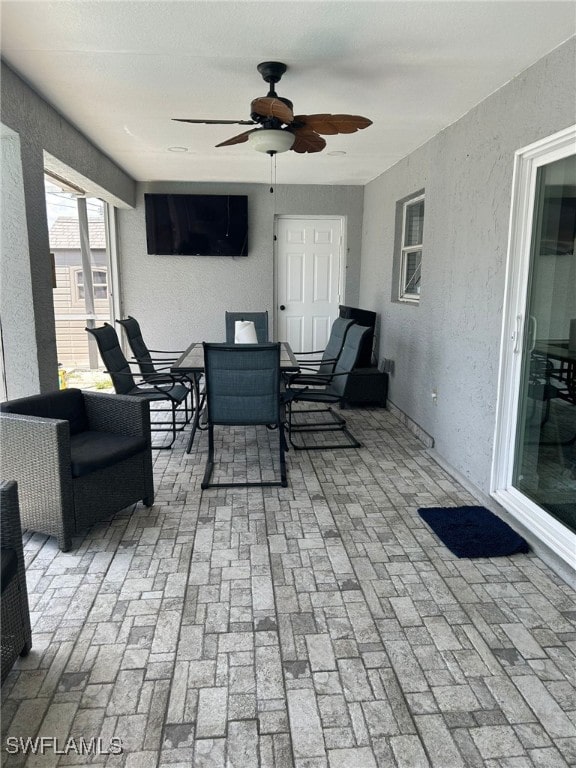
xmin=0 ymin=389 xmax=89 ymax=435
xmin=116 ymin=316 xmax=156 ymax=378
xmin=225 ymin=311 xmax=269 ymax=343
xmin=317 ymin=317 xmax=356 ymax=375
xmin=85 ymin=324 xmax=136 ymax=394
xmin=329 ymin=324 xmax=372 ymax=397
xmin=203 ymin=343 xmax=280 ymax=425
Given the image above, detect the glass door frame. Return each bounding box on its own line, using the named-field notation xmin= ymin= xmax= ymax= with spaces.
xmin=492 ymin=124 xmax=576 ymax=569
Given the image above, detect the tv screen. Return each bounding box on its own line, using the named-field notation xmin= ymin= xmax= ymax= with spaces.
xmin=145 ymin=194 xmax=248 ymax=256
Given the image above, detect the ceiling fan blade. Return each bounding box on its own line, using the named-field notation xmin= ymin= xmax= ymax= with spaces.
xmin=216 ymin=128 xmax=258 ymax=147
xmin=288 ymin=127 xmax=326 ymax=154
xmin=172 ymin=118 xmax=255 ymax=125
xmin=251 ymin=97 xmax=294 ymax=124
xmin=294 ymin=114 xmax=372 ymax=135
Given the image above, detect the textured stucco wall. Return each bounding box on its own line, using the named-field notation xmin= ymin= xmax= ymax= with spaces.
xmin=1 ymin=63 xmax=135 ymax=209
xmin=0 ymin=62 xmax=135 ymax=396
xmin=118 ymin=182 xmax=364 ymax=349
xmin=1 ymin=131 xmax=40 ymax=395
xmin=359 ymin=37 xmax=576 ymax=495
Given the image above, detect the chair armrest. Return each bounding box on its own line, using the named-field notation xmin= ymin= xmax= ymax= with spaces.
xmin=102 ymin=368 xmax=183 ymax=398
xmin=128 ymin=358 xmax=175 ymax=371
xmin=0 ymin=412 xmax=71 ymax=477
xmin=83 ymin=391 xmax=151 ymax=440
xmin=0 ymin=480 xmax=24 ymax=553
xmin=0 ymin=413 xmax=74 ymax=544
xmin=285 ymin=372 xmax=332 ymax=387
xmin=294 ymin=358 xmax=329 ymax=367
xmin=0 ymin=479 xmax=31 ymax=646
xmin=292 ymin=364 xmax=332 ymax=373
xmin=129 ymin=355 xmax=179 ymax=364
xmin=285 ymin=368 xmax=354 ymax=402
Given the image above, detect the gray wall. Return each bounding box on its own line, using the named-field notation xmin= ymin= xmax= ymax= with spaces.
xmin=118 ymin=182 xmax=364 ymax=349
xmin=0 ymin=61 xmax=135 ymax=396
xmin=358 ymin=37 xmax=576 ymax=494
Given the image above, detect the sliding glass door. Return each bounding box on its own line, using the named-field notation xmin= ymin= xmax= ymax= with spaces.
xmin=493 ymin=126 xmax=575 ymax=567
xmin=513 ymin=155 xmax=576 ymax=531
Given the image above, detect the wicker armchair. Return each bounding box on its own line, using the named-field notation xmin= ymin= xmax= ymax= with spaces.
xmin=1 ymin=480 xmax=32 ymax=684
xmin=0 ymin=389 xmax=155 ymax=551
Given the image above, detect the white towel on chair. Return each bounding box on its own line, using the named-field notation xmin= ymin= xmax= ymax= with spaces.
xmin=234 ymin=320 xmax=258 ymax=344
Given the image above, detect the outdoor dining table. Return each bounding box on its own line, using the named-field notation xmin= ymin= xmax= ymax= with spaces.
xmin=172 ymin=341 xmax=299 ymax=453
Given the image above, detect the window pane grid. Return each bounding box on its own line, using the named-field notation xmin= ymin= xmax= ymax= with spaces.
xmin=75 ymin=269 xmax=108 ymax=302
xmin=404 ymin=200 xmax=424 ymax=246
xmin=399 ymin=195 xmax=424 ymax=301
xmin=402 ymin=249 xmax=422 ymax=296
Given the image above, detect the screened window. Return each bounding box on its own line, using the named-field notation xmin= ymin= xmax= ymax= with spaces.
xmin=399 ymin=195 xmax=424 ymax=301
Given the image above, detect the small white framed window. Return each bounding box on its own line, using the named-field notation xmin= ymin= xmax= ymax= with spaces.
xmin=72 ymin=268 xmax=108 ymax=304
xmin=399 ymin=194 xmax=424 ymax=302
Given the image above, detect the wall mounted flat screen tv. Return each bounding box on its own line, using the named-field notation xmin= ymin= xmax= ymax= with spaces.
xmin=145 ymin=194 xmax=248 ymax=256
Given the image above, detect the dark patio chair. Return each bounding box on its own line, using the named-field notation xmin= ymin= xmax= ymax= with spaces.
xmin=557 ymin=362 xmax=576 ymax=407
xmin=116 ymin=315 xmax=185 ymax=381
xmin=284 ymin=324 xmax=372 ymax=450
xmin=287 ymin=316 xmax=356 ymax=384
xmin=1 ymin=480 xmax=32 ymax=683
xmin=527 ymin=352 xmax=559 ymax=426
xmin=201 ymin=343 xmax=287 ymax=489
xmin=0 ymin=390 xmax=154 ymax=551
xmin=225 ymin=311 xmax=269 ymax=343
xmin=86 ymin=323 xmax=191 ymax=449
xmin=116 ymin=314 xmax=203 ymax=415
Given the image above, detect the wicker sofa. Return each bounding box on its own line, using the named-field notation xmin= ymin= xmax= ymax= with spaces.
xmin=1 ymin=480 xmax=32 ymax=684
xmin=0 ymin=389 xmax=155 ymax=551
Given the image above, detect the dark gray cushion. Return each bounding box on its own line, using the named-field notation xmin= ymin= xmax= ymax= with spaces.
xmin=0 ymin=548 xmax=18 ymax=594
xmin=0 ymin=389 xmax=88 ymax=435
xmin=69 ymin=431 xmax=147 ymax=478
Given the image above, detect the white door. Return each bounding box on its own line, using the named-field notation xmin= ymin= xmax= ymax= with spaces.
xmin=275 ymin=216 xmax=345 ymax=352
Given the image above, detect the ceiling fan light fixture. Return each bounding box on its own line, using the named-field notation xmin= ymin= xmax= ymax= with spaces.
xmin=248 ymin=128 xmax=294 ymax=154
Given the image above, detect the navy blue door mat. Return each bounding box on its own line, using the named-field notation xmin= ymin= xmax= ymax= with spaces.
xmin=417 ymin=506 xmax=530 ymax=558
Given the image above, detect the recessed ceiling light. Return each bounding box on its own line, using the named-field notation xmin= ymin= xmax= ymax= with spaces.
xmin=168 ymin=146 xmax=188 ymax=153
xmin=327 ymin=150 xmax=346 ymax=156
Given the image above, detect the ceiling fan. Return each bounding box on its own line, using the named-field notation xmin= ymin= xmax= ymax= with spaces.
xmin=173 ymin=61 xmax=372 ymax=155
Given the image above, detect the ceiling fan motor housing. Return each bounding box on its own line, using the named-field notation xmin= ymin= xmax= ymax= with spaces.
xmin=257 ymin=61 xmax=287 ymax=85
xmin=251 ymin=98 xmax=294 ymax=127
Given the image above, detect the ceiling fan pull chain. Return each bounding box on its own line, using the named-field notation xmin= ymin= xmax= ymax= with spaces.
xmin=270 ymin=153 xmax=275 ymax=194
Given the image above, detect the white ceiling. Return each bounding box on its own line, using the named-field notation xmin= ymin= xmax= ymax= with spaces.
xmin=1 ymin=1 xmax=574 ymax=186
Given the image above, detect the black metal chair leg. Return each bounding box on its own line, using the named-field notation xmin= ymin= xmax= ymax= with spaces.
xmin=201 ymin=425 xmax=215 ymax=488
xmin=279 ymin=423 xmax=288 ymax=486
xmin=287 ymin=399 xmax=360 ymax=450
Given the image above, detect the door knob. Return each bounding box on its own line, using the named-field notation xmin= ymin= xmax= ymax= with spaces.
xmin=279 ymin=305 xmax=286 ymax=311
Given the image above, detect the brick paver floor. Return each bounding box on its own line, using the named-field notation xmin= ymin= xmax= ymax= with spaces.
xmin=2 ymin=405 xmax=575 ymax=767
